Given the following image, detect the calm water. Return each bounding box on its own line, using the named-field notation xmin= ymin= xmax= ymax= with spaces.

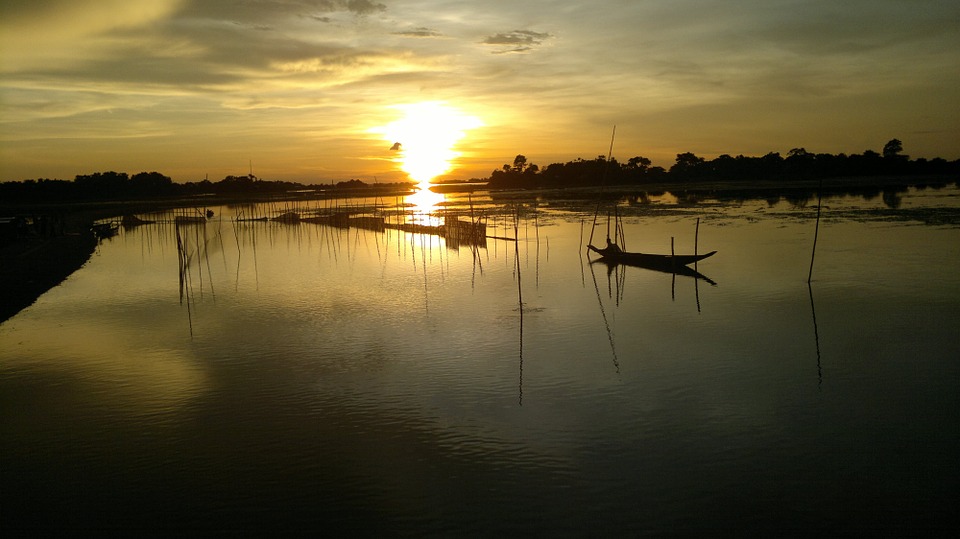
xmin=2 ymin=186 xmax=959 ymax=534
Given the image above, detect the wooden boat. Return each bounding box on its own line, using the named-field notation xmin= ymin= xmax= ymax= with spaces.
xmin=587 ymin=244 xmax=716 ymax=268
xmin=585 ymin=126 xmax=717 ymax=277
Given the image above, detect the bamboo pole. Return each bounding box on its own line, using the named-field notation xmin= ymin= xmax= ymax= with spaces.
xmin=694 ymin=218 xmax=701 ymax=303
xmin=808 ymin=178 xmax=823 ymax=283
xmin=587 ymin=125 xmax=617 ymax=248
xmin=695 ymin=218 xmax=700 ymax=256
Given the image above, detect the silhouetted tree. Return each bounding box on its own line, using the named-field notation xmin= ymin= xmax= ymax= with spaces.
xmin=709 ymin=154 xmax=738 ymax=180
xmin=759 ymin=152 xmax=784 ymax=179
xmin=74 ymin=171 xmax=129 ymax=199
xmin=883 ymin=139 xmax=905 ymax=159
xmin=512 ymin=154 xmax=528 ymax=173
xmin=129 ymin=171 xmax=174 ymax=196
xmin=670 ymin=152 xmax=706 ymax=179
xmin=336 ymin=179 xmax=368 ymax=189
xmin=626 ymin=156 xmax=651 ymax=170
xmin=785 ymin=148 xmax=815 ymax=178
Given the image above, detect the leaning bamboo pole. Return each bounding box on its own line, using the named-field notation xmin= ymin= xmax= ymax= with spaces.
xmin=808 ymin=178 xmax=824 ymax=283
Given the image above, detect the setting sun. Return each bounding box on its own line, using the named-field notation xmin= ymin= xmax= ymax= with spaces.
xmin=373 ymin=102 xmax=482 ymax=187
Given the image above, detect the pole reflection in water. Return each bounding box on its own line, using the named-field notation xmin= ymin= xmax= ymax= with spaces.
xmin=162 ymin=195 xmax=535 ymax=335
xmin=808 ymin=281 xmax=823 ymax=388
xmin=588 ymin=259 xmax=621 ymax=374
xmin=175 ymin=223 xmax=193 ymax=336
xmin=514 ymin=207 xmax=524 ymax=405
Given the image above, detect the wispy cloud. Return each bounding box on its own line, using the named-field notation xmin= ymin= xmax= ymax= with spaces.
xmin=177 ymin=0 xmax=385 ymax=21
xmin=482 ymin=30 xmax=553 ymax=53
xmin=394 ymin=27 xmax=444 ymax=38
xmin=343 ymin=0 xmax=387 ymax=15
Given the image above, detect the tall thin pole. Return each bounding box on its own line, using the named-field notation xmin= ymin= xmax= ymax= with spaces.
xmin=606 ymin=126 xmax=617 ymax=162
xmin=695 ymin=218 xmax=700 ymax=256
xmin=808 ymin=178 xmax=823 ymax=283
xmin=587 ymin=125 xmax=617 ymax=248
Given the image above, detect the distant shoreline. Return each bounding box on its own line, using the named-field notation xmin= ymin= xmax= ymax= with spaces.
xmin=1 ymin=175 xmax=955 ymax=324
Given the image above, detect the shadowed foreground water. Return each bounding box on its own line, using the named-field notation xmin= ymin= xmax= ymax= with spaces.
xmin=2 ymin=187 xmax=958 ymax=534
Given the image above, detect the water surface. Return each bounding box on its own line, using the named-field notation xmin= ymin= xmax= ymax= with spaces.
xmin=2 ymin=186 xmax=958 ymax=534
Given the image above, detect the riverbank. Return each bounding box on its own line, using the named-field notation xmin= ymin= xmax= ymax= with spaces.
xmin=0 ymin=227 xmax=98 ymax=324
xmin=0 ymin=199 xmax=204 ymax=324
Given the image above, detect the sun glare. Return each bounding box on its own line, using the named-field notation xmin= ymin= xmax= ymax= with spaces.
xmin=373 ymin=102 xmax=482 ymax=187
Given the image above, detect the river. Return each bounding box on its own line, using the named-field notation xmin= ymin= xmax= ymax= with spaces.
xmin=2 ymin=184 xmax=958 ymax=534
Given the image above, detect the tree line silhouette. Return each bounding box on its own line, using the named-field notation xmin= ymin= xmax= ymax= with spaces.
xmin=1 ymin=139 xmax=957 ymax=203
xmin=486 ymin=139 xmax=959 ymax=188
xmin=0 ymin=172 xmax=410 ymax=203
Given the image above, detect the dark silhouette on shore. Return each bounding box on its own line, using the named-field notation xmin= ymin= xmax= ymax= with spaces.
xmin=486 ymin=139 xmax=958 ymax=189
xmin=1 ymin=139 xmax=956 ymax=205
xmin=0 ymin=172 xmax=416 ymax=204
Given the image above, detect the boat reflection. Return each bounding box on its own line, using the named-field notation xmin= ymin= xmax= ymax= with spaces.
xmin=589 ymin=256 xmax=717 ymax=286
xmin=587 ymin=245 xmax=717 ymax=316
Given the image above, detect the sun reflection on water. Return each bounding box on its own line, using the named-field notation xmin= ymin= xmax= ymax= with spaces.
xmin=404 ymin=187 xmax=446 ymax=228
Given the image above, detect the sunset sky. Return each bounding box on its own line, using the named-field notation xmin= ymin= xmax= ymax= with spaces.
xmin=2 ymin=0 xmax=958 ymax=184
